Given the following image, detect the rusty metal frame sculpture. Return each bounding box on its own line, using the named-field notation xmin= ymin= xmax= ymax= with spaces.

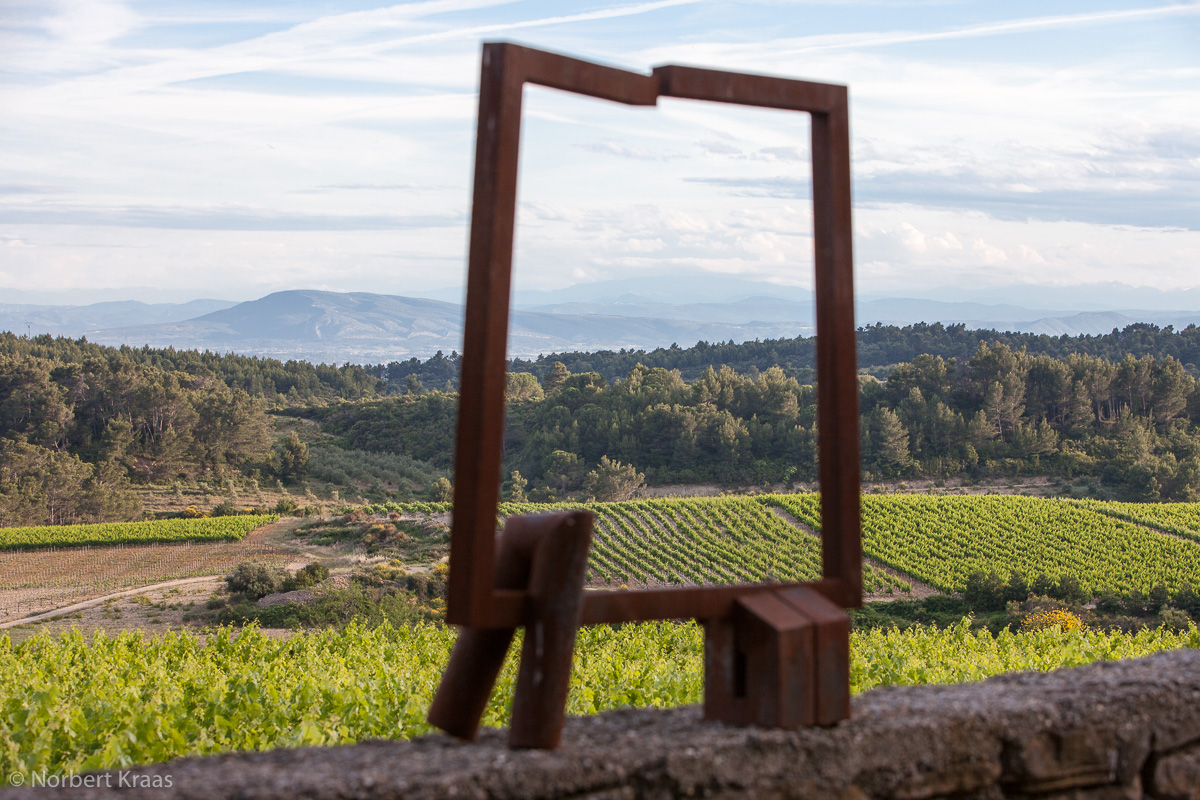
xmin=428 ymin=42 xmax=861 ymax=749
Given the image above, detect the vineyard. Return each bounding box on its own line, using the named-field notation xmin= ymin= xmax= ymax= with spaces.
xmin=383 ymin=498 xmax=908 ymax=593
xmin=578 ymin=498 xmax=910 ymax=593
xmin=1074 ymin=499 xmax=1200 ymax=543
xmin=0 ymin=532 xmax=289 ymax=622
xmin=0 ymin=515 xmax=278 ymax=551
xmin=382 ymin=495 xmax=1200 ymax=597
xmin=1 ymin=621 xmax=1195 ymax=777
xmin=768 ymin=494 xmax=1200 ymax=595
xmin=9 ymin=493 xmax=1200 ymax=625
xmin=4 ymin=494 xmax=1200 ymax=776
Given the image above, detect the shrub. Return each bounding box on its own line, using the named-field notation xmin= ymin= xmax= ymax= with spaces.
xmin=215 ymin=583 xmax=436 ymax=629
xmin=1175 ymin=584 xmax=1200 ymax=618
xmin=289 ymin=562 xmax=330 ymax=589
xmin=226 ymin=561 xmax=289 ymax=600
xmin=1095 ymin=591 xmax=1122 ymax=615
xmin=1157 ymin=608 xmax=1194 ymax=633
xmin=1002 ymin=571 xmax=1028 ymax=604
xmin=369 ymin=559 xmax=408 ymax=582
xmin=1020 ymin=607 xmax=1087 ymax=633
xmin=211 ymin=499 xmax=237 ymax=517
xmin=1029 ymin=573 xmax=1055 ymax=597
xmin=430 ymin=476 xmax=453 ymax=503
xmin=962 ymin=570 xmax=1005 ymax=612
xmin=1122 ymin=588 xmax=1147 ymax=617
xmin=1052 ymin=574 xmax=1088 ymax=605
xmin=1146 ymin=583 xmax=1171 ymax=614
xmin=363 ymin=522 xmax=400 ymax=543
xmin=1156 ymin=609 xmax=1195 ymax=633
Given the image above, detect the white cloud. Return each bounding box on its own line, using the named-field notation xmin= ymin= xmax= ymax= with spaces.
xmin=42 ymin=0 xmax=139 ymax=45
xmin=854 ymin=206 xmax=1200 ymax=293
xmin=2 ymin=0 xmax=1198 ymax=301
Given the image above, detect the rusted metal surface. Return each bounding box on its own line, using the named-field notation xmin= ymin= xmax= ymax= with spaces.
xmin=428 ymin=512 xmax=592 ymax=743
xmin=427 ymin=516 xmax=544 ymax=740
xmin=779 ymin=587 xmax=851 ymax=725
xmin=509 ymin=512 xmax=594 ymax=749
xmin=434 ymin=41 xmax=860 ymax=747
xmin=705 ymin=592 xmax=817 ymax=728
xmin=702 ymin=587 xmax=850 ymax=728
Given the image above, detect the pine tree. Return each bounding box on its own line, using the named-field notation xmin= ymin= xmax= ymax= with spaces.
xmin=875 ymin=408 xmax=911 ymax=477
xmin=276 ymin=430 xmax=308 ymax=479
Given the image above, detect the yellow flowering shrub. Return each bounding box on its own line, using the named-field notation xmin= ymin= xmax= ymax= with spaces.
xmin=370 ymin=559 xmax=408 ymax=581
xmin=1021 ymin=607 xmax=1087 ymax=633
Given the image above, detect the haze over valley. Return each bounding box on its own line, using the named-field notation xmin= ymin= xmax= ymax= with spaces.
xmin=5 ymin=277 xmax=1200 ymax=363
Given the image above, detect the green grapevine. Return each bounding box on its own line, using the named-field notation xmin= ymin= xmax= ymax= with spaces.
xmin=1 ymin=620 xmax=1194 ymax=777
xmin=767 ymin=493 xmax=1200 ymax=594
xmin=0 ymin=516 xmax=279 ymax=551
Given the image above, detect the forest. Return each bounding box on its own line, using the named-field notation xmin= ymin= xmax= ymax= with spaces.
xmin=0 ymin=332 xmax=382 ymax=526
xmin=331 ymin=331 xmax=1200 ymax=501
xmin=4 ymin=322 xmax=1200 ymax=527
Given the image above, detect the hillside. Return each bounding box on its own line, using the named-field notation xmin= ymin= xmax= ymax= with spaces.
xmin=86 ymin=289 xmax=814 ymax=361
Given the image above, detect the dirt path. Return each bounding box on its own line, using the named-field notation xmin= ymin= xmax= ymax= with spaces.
xmin=766 ymin=506 xmax=942 ymax=600
xmin=0 ymin=576 xmax=221 ymax=630
xmin=0 ymin=520 xmax=314 ymax=633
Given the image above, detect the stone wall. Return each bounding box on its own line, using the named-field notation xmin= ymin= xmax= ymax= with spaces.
xmin=6 ymin=648 xmax=1199 ymax=800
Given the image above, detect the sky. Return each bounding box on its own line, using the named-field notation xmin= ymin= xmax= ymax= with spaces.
xmin=1 ymin=0 xmax=1198 ymax=305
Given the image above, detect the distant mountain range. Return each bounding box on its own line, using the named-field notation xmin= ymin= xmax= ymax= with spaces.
xmin=0 ymin=299 xmax=236 ymax=337
xmin=3 ymin=279 xmax=1200 ymax=363
xmin=29 ymin=291 xmax=815 ymax=363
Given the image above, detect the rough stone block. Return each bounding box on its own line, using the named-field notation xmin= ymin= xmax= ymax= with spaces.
xmin=1152 ymin=744 xmax=1200 ymax=800
xmin=1003 ymin=728 xmax=1120 ymax=792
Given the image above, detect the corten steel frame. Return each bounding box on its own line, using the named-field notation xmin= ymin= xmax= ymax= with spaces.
xmin=433 ymin=42 xmax=861 ymax=744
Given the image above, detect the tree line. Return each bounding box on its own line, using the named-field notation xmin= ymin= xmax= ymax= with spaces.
xmin=329 ymin=342 xmax=1200 ymax=501
xmin=8 ymin=322 xmax=1200 ymax=527
xmin=368 ymin=321 xmax=1200 ymax=390
xmin=1 ymin=332 xmax=383 ymax=403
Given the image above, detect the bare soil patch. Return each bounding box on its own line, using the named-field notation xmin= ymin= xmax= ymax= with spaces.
xmin=0 ymin=520 xmax=298 ymax=624
xmin=0 ymin=577 xmax=294 ymax=644
xmin=642 ymin=484 xmax=724 ymax=498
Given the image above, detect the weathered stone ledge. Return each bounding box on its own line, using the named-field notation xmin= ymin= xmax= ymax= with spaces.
xmin=6 ymin=648 xmax=1199 ymax=800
